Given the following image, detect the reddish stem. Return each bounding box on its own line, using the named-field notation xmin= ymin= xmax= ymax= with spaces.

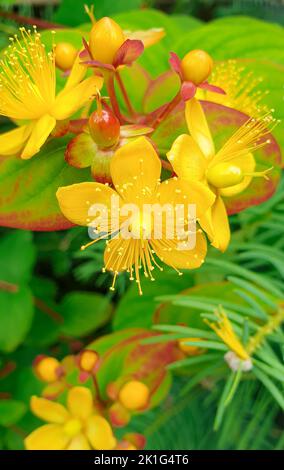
xmin=0 ymin=10 xmax=64 ymax=30
xmin=0 ymin=280 xmax=18 ymax=293
xmin=115 ymin=71 xmax=137 ymax=119
xmin=161 ymin=159 xmax=173 ymax=172
xmin=0 ymin=361 xmax=16 ymax=379
xmin=106 ymin=74 xmax=125 ymax=124
xmin=151 ymin=93 xmax=181 ymax=130
xmin=34 ymin=297 xmax=63 ymax=324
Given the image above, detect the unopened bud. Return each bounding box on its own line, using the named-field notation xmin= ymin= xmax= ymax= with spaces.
xmin=34 ymin=356 xmax=60 ymax=383
xmin=118 ymin=380 xmax=150 ymax=411
xmin=89 ymin=17 xmax=125 ymax=64
xmin=181 ymin=49 xmax=213 ymax=85
xmin=79 ymin=350 xmax=99 ymax=373
xmin=178 ymin=337 xmax=204 ymax=356
xmin=55 ymin=42 xmax=77 ymax=71
xmin=89 ymin=108 xmax=120 ymax=149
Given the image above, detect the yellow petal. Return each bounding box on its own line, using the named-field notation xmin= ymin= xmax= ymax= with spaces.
xmin=67 ymin=433 xmax=91 ymax=450
xmin=219 ymin=153 xmax=256 ymax=197
xmin=125 ymin=28 xmax=165 ymax=47
xmin=0 ymin=124 xmax=33 ymax=156
xmin=185 ymin=98 xmax=215 ymax=159
xmin=25 ymin=424 xmax=69 ymax=450
xmin=21 ymin=115 xmax=56 ymax=159
xmin=86 ymin=415 xmax=117 ymax=450
xmin=53 ymin=76 xmax=103 ymax=120
xmin=167 ymin=134 xmax=207 ymax=181
xmin=67 ymin=387 xmax=93 ymax=420
xmin=110 ymin=137 xmax=161 ymax=200
xmin=64 ymin=52 xmax=88 ymax=91
xmin=210 ymin=195 xmax=230 ymax=252
xmin=158 ymin=178 xmax=215 ymax=221
xmin=151 ymin=229 xmax=207 ymax=270
xmin=30 ymin=396 xmax=69 ymax=424
xmin=56 ymin=182 xmax=121 ymax=227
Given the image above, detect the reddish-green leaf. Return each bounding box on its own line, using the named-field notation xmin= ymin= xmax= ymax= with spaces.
xmin=0 ymin=136 xmax=91 ymax=231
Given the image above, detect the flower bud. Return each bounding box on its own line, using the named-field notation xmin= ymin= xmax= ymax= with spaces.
xmin=89 ymin=17 xmax=125 ymax=64
xmin=55 ymin=42 xmax=78 ymax=71
xmin=181 ymin=49 xmax=213 ymax=85
xmin=79 ymin=350 xmax=99 ymax=373
xmin=207 ymin=162 xmax=244 ymax=189
xmin=89 ymin=108 xmax=120 ymax=149
xmin=178 ymin=338 xmax=203 ymax=356
xmin=118 ymin=380 xmax=150 ymax=411
xmin=34 ymin=356 xmax=61 ymax=383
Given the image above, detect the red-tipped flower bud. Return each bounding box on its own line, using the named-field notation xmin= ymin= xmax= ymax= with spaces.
xmin=89 ymin=108 xmax=120 ymax=149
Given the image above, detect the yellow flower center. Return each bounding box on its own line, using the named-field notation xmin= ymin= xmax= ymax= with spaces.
xmin=181 ymin=49 xmax=213 ymax=85
xmin=89 ymin=17 xmax=125 ymax=65
xmin=119 ymin=380 xmax=150 ymax=411
xmin=130 ymin=212 xmax=152 ymax=239
xmin=63 ymin=418 xmax=82 ymax=438
xmin=206 ymin=162 xmax=244 ymax=189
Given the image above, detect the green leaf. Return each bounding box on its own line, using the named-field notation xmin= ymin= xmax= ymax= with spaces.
xmin=113 ymin=9 xmax=202 ymax=76
xmin=254 ymin=367 xmax=284 ymax=410
xmin=0 ymin=231 xmax=35 ymax=284
xmin=0 ymin=400 xmax=27 ymax=427
xmin=0 ymin=286 xmax=34 ymax=352
xmin=26 ymin=277 xmax=60 ymax=348
xmin=53 ymin=0 xmax=145 ymax=26
xmin=89 ymin=328 xmax=177 ymax=407
xmin=59 ymin=291 xmax=112 ymax=337
xmin=0 ymin=136 xmax=91 ymax=231
xmin=113 ymin=268 xmax=194 ymax=331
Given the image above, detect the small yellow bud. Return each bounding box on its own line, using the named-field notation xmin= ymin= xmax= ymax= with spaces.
xmin=207 ymin=162 xmax=244 ymax=189
xmin=181 ymin=49 xmax=213 ymax=85
xmin=178 ymin=338 xmax=203 ymax=355
xmin=35 ymin=357 xmax=60 ymax=383
xmin=89 ymin=17 xmax=125 ymax=64
xmin=119 ymin=380 xmax=150 ymax=411
xmin=55 ymin=42 xmax=77 ymax=71
xmin=79 ymin=350 xmax=99 ymax=372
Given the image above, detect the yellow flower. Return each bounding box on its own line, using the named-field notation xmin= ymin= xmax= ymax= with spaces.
xmin=0 ymin=27 xmax=103 ymax=159
xmin=196 ymin=60 xmax=269 ymax=117
xmin=57 ymin=137 xmax=215 ymax=294
xmin=25 ymin=386 xmax=117 ymax=450
xmin=205 ymin=308 xmax=250 ymax=361
xmin=167 ymin=98 xmax=273 ymax=252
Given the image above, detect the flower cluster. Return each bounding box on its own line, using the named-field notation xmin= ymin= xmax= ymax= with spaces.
xmin=26 ymin=329 xmax=181 ymax=450
xmin=0 ymin=10 xmax=278 ymax=295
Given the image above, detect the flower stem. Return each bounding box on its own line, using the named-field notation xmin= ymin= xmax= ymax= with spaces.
xmin=106 ymin=74 xmax=125 ymax=124
xmin=115 ymin=71 xmax=137 ymax=119
xmin=161 ymin=159 xmax=174 ymax=172
xmin=0 ymin=280 xmax=18 ymax=293
xmin=151 ymin=92 xmax=181 ymax=131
